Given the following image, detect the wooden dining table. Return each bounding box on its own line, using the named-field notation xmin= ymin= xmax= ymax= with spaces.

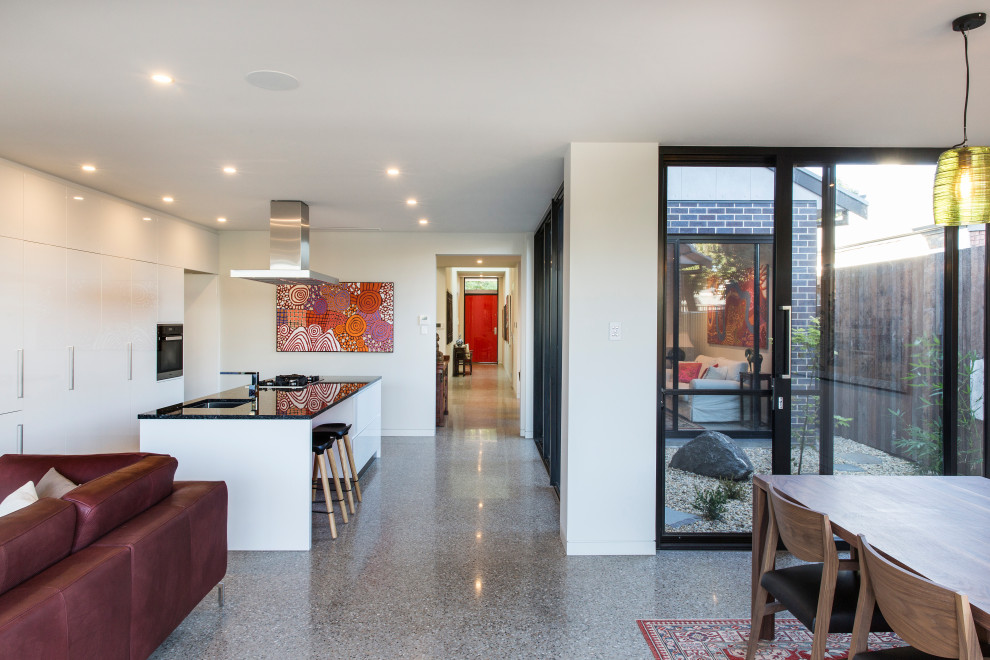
xmin=752 ymin=474 xmax=990 ymax=640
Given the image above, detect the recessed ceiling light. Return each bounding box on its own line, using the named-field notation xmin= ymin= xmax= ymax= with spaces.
xmin=142 ymin=217 xmax=152 ymax=222
xmin=72 ymin=196 xmax=84 ymax=201
xmin=418 ymin=218 xmax=428 ymax=225
xmin=217 ymin=217 xmax=227 ymax=223
xmin=406 ymin=198 xmax=417 ymax=206
xmin=81 ymin=164 xmax=96 ymax=172
xmin=151 ymin=73 xmax=173 ymax=84
xmin=222 ymin=166 xmax=237 ymax=174
xmin=162 ymin=196 xmax=174 ymax=203
xmin=387 ymin=168 xmax=400 ymax=176
xmin=477 ymin=259 xmax=483 ymax=264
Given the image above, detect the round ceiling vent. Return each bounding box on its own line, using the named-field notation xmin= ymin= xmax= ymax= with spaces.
xmin=245 ymin=70 xmax=300 ymax=91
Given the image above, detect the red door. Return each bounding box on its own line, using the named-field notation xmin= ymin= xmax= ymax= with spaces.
xmin=465 ymin=293 xmax=497 ymax=362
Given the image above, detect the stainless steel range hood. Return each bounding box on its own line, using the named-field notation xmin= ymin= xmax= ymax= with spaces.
xmin=230 ymin=200 xmax=339 ymax=286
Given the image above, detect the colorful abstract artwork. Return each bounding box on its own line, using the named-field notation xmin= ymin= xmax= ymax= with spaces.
xmin=276 ymin=282 xmax=394 ymax=352
xmin=707 ymin=265 xmax=768 ymax=348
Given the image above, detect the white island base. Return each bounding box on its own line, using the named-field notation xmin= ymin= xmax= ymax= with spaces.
xmin=140 ymin=380 xmax=381 ymax=550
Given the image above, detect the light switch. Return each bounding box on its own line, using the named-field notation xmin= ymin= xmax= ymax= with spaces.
xmin=421 ymin=326 xmax=429 ymax=335
xmin=609 ymin=322 xmax=621 ymax=341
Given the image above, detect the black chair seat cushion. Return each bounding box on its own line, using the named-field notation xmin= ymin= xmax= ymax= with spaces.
xmin=313 ymin=423 xmax=352 ymax=440
xmin=761 ymin=564 xmax=890 ymax=633
xmin=854 ymin=640 xmax=990 ymax=660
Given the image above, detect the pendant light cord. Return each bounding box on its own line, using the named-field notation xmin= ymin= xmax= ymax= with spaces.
xmin=953 ymin=29 xmax=971 ymax=149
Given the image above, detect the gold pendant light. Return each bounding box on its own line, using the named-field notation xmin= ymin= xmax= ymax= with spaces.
xmin=933 ymin=13 xmax=990 ymax=227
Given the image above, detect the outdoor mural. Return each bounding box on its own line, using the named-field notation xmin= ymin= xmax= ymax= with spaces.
xmin=276 ymin=282 xmax=394 ymax=352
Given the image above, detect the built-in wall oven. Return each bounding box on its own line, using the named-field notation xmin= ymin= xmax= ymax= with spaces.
xmin=157 ymin=324 xmax=183 ymax=380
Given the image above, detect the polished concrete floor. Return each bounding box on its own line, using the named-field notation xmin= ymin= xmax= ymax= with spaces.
xmin=152 ymin=365 xmax=755 ymax=659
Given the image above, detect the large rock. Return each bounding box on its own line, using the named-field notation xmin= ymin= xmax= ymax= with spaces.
xmin=670 ymin=431 xmax=754 ymax=481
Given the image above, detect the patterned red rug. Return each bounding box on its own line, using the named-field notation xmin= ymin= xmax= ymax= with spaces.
xmin=636 ymin=618 xmax=906 ymax=660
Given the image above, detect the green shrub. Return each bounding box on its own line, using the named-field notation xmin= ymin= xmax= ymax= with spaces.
xmin=718 ymin=478 xmax=746 ymax=501
xmin=693 ymin=486 xmax=729 ymax=521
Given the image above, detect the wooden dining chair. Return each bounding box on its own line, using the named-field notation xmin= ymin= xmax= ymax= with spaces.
xmin=849 ymin=534 xmax=989 ymax=660
xmin=747 ymin=486 xmax=887 ymax=660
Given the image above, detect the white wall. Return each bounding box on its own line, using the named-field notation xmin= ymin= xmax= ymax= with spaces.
xmin=184 ymin=273 xmax=220 ymax=399
xmin=218 ymin=231 xmax=530 ymax=436
xmin=561 ymin=143 xmax=658 ymax=555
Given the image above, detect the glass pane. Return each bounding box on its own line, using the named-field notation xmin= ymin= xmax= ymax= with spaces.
xmin=833 ymin=163 xmax=942 ymax=475
xmin=464 ymin=278 xmax=497 ymax=291
xmin=663 ymin=166 xmax=772 ymax=535
xmin=790 ymin=167 xmax=824 ymax=474
xmin=958 ymin=227 xmax=985 ymax=475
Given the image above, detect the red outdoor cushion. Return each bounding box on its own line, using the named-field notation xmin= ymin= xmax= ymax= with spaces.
xmin=63 ymin=455 xmax=177 ymax=552
xmin=678 ymin=362 xmax=703 ymax=383
xmin=0 ymin=498 xmax=76 ymax=596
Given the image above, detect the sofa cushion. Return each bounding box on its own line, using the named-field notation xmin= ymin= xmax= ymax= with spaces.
xmin=0 ymin=481 xmax=38 ymax=517
xmin=0 ymin=498 xmax=75 ymax=596
xmin=0 ymin=545 xmax=131 ymax=660
xmin=677 ymin=362 xmax=702 ymax=383
xmin=36 ymin=468 xmax=78 ymax=499
xmin=93 ymin=499 xmax=192 ymax=660
xmin=704 ymin=365 xmax=728 ymax=380
xmin=721 ymin=358 xmax=749 ymax=380
xmin=63 ymin=455 xmax=178 ymax=552
xmin=0 ymin=453 xmax=157 ymax=500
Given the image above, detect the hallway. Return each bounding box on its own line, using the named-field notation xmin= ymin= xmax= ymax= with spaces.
xmin=153 ymin=365 xmax=754 ymax=659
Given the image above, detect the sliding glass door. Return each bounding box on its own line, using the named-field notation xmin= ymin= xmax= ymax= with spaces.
xmin=658 ymin=147 xmax=986 ymax=548
xmin=661 ymin=165 xmax=776 ymax=540
xmin=534 ymin=187 xmax=563 ymax=491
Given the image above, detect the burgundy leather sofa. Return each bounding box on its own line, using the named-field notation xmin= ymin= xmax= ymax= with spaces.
xmin=0 ymin=453 xmax=227 ymax=659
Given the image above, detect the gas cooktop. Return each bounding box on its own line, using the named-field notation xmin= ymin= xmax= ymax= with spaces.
xmin=257 ymin=374 xmax=322 ymax=389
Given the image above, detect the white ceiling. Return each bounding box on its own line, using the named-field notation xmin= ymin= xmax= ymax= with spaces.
xmin=1 ymin=1 xmax=986 ymax=233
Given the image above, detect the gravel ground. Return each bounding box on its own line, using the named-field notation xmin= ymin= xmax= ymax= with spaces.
xmin=664 ymin=437 xmax=917 ymax=534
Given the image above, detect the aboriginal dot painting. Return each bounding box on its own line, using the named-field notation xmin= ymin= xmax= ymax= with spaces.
xmin=276 ymin=282 xmax=394 ymax=352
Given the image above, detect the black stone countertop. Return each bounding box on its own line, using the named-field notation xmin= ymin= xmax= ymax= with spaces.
xmin=138 ymin=376 xmax=381 ymax=420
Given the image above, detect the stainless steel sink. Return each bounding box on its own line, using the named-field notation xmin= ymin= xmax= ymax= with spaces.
xmin=185 ymin=398 xmax=255 ymax=409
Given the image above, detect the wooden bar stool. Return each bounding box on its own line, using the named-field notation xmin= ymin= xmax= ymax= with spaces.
xmin=314 ymin=423 xmax=360 ymax=511
xmin=312 ymin=433 xmax=348 ymax=539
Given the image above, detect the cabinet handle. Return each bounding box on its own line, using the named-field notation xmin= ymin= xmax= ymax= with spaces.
xmin=68 ymin=346 xmax=74 ymax=390
xmin=16 ymin=424 xmax=23 ymax=454
xmin=127 ymin=343 xmax=133 ymax=381
xmin=16 ymin=349 xmax=23 ymax=398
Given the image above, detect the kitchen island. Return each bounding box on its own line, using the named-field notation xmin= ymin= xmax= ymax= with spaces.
xmin=138 ymin=377 xmax=381 ymax=550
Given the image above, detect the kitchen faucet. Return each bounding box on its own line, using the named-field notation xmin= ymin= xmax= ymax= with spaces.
xmin=221 ymin=371 xmax=260 ymax=397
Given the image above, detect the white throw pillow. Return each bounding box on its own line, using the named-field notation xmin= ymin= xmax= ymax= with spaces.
xmin=704 ymin=365 xmax=728 ymax=380
xmin=0 ymin=481 xmax=39 ymax=517
xmin=36 ymin=467 xmax=78 ymax=499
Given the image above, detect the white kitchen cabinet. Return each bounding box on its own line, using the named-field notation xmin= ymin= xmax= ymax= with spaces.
xmin=0 ymin=237 xmax=23 ymax=415
xmin=0 ymin=411 xmax=24 ymax=457
xmin=158 ymin=216 xmax=218 ymax=274
xmin=23 ymin=172 xmax=66 ymax=247
xmin=64 ymin=249 xmax=106 ymax=454
xmin=21 ymin=242 xmax=67 ymax=454
xmin=0 ymin=161 xmax=23 ymax=239
xmin=66 ymin=188 xmax=104 ymax=253
xmin=104 ymin=199 xmax=157 ymax=263
xmin=126 ymin=260 xmax=160 ymax=449
xmin=98 ymin=255 xmax=135 ymax=452
xmin=158 ymin=264 xmax=184 ymax=324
